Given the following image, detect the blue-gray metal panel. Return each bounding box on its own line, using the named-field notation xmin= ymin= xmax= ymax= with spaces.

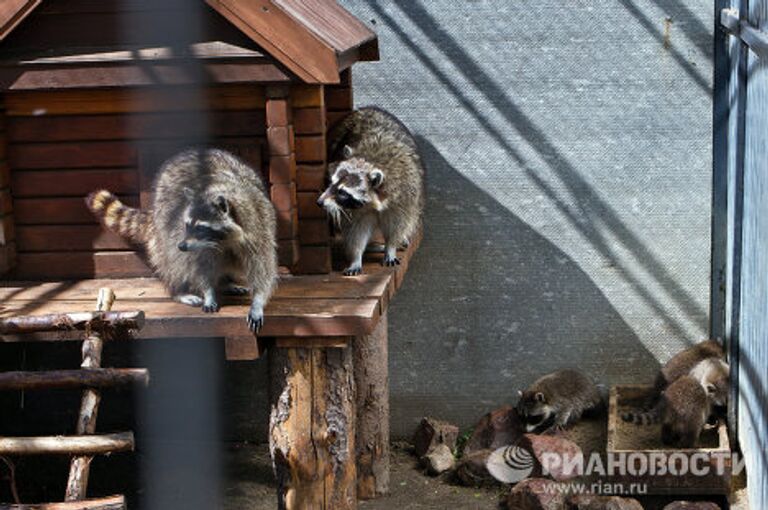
xmin=738 ymin=0 xmax=768 ymax=505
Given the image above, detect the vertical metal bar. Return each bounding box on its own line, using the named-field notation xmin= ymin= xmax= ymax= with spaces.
xmin=711 ymin=0 xmax=731 ymax=344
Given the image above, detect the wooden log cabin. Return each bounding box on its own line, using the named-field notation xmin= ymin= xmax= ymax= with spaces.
xmin=0 ymin=2 xmax=420 ymax=509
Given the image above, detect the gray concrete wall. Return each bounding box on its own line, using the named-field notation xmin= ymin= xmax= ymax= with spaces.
xmin=338 ymin=0 xmax=714 ymax=438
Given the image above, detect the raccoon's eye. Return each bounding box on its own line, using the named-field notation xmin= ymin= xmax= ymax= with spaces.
xmin=337 ymin=189 xmax=350 ymax=200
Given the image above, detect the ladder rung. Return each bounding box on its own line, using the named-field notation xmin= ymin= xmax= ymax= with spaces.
xmin=0 ymin=494 xmax=126 ymax=510
xmin=0 ymin=311 xmax=145 ymax=336
xmin=0 ymin=432 xmax=134 ymax=456
xmin=0 ymin=368 xmax=149 ymax=391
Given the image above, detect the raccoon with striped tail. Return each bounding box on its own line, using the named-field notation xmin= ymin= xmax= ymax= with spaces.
xmin=86 ymin=148 xmax=277 ymax=332
xmin=318 ymin=107 xmax=424 ymax=276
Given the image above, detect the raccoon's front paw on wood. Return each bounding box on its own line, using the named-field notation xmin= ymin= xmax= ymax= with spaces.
xmin=176 ymin=294 xmax=204 ymax=307
xmin=382 ymin=256 xmax=401 ymax=267
xmin=247 ymin=311 xmax=264 ymax=333
xmin=342 ymin=264 xmax=362 ymax=276
xmin=202 ymin=301 xmax=220 ymax=313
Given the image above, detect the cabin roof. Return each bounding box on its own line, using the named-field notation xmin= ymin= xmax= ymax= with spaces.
xmin=0 ymin=0 xmax=378 ymax=86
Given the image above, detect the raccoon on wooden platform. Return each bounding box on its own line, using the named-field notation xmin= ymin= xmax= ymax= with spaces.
xmin=318 ymin=107 xmax=424 ymax=276
xmin=86 ymin=148 xmax=277 ymax=332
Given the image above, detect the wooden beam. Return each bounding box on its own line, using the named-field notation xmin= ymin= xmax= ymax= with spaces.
xmin=0 ymin=368 xmax=149 ymax=391
xmin=0 ymin=310 xmax=145 ymax=335
xmin=0 ymin=432 xmax=134 ymax=456
xmin=0 ymin=495 xmax=125 ymax=510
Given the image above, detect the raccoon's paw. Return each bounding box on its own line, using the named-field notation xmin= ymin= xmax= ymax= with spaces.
xmin=382 ymin=256 xmax=401 ymax=267
xmin=176 ymin=294 xmax=204 ymax=307
xmin=223 ymin=284 xmax=250 ymax=296
xmin=202 ymin=301 xmax=220 ymax=313
xmin=342 ymin=264 xmax=362 ymax=276
xmin=247 ymin=310 xmax=264 ymax=333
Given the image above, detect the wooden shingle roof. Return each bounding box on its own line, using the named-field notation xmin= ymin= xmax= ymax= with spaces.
xmin=0 ymin=0 xmax=378 ymax=85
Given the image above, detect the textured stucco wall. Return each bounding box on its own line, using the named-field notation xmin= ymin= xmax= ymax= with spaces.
xmin=338 ymin=0 xmax=713 ymax=437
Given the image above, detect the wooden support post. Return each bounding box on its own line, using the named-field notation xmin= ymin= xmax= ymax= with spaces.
xmin=269 ymin=345 xmax=356 ymax=510
xmin=353 ymin=312 xmax=389 ymax=499
xmin=0 ymin=495 xmax=126 ymax=510
xmin=65 ymin=288 xmax=114 ymax=501
xmin=0 ymin=368 xmax=149 ymax=391
xmin=0 ymin=433 xmax=134 ymax=456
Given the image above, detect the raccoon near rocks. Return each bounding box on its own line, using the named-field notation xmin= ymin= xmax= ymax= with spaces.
xmin=660 ymin=375 xmax=713 ymax=448
xmin=318 ymin=107 xmax=424 ymax=276
xmin=622 ymin=340 xmax=727 ymax=425
xmin=516 ymin=369 xmax=604 ymax=433
xmin=86 ymin=148 xmax=277 ymax=332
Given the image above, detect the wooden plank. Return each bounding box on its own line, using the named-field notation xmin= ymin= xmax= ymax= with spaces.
xmin=325 ymin=87 xmax=353 ymax=111
xmin=295 ymin=135 xmax=325 ymax=162
xmin=0 ymin=215 xmax=16 ymax=244
xmin=0 ymin=189 xmax=12 ymax=214
xmin=0 ymin=368 xmax=149 ymax=391
xmin=299 ymin=219 xmax=330 ymax=245
xmin=270 ymin=183 xmax=296 ymax=211
xmin=0 ymin=494 xmax=126 ymax=510
xmin=0 ymin=297 xmax=380 ymax=339
xmin=16 ymin=225 xmax=131 ymax=252
xmin=267 ymin=126 xmax=292 ymax=156
xmin=293 ymin=107 xmax=325 ymax=135
xmin=0 ymin=62 xmax=290 ymax=91
xmin=296 ymin=245 xmax=332 ymax=274
xmin=0 ymin=0 xmax=41 ymax=42
xmin=265 ymin=98 xmax=291 ymax=126
xmin=205 ymin=0 xmax=339 ymax=83
xmin=290 ymin=85 xmax=325 ymax=108
xmin=0 ymin=243 xmax=16 ymax=274
xmin=6 ymin=111 xmax=267 ymax=142
xmin=4 ymin=86 xmax=265 ymax=116
xmin=8 ymin=142 xmax=137 ymax=169
xmin=297 ymin=164 xmax=326 ymax=191
xmin=297 ymin=191 xmax=327 ymax=219
xmin=0 ymin=161 xmax=9 ymax=189
xmin=224 ymin=335 xmax=260 ymax=361
xmin=0 ymin=310 xmax=145 ymax=335
xmin=14 ymin=251 xmax=151 ymax=279
xmin=13 ymin=196 xmax=139 ymax=225
xmin=275 ymin=337 xmax=348 ymax=349
xmin=269 ymin=155 xmax=297 ymax=184
xmin=11 ymin=169 xmax=138 ymax=197
xmin=0 ymin=432 xmax=134 ymax=456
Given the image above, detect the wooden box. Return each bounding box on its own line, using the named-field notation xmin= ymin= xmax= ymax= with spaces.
xmin=607 ymin=385 xmax=732 ymax=495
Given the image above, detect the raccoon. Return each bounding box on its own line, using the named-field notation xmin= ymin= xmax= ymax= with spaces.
xmin=516 ymin=369 xmax=604 ymax=433
xmin=86 ymin=148 xmax=277 ymax=332
xmin=689 ymin=357 xmax=729 ymax=408
xmin=317 ymin=107 xmax=424 ymax=276
xmin=660 ymin=375 xmax=712 ymax=448
xmin=622 ymin=340 xmax=725 ymax=424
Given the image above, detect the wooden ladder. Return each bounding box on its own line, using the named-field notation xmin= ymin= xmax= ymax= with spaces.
xmin=0 ymin=288 xmax=147 ymax=510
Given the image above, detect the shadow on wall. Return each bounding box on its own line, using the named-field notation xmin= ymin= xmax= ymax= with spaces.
xmin=386 ymin=138 xmax=661 ymax=437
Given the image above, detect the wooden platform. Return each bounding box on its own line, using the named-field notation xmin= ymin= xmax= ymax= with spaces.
xmin=0 ymin=235 xmax=419 ymax=343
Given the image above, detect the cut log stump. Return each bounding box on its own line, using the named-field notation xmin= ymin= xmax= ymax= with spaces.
xmin=269 ymin=345 xmax=356 ymax=510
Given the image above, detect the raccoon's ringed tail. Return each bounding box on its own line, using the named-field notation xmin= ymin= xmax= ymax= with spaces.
xmin=86 ymin=189 xmax=149 ymax=244
xmin=621 ymin=407 xmax=660 ymax=425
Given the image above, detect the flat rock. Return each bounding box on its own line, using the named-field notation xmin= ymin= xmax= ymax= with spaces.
xmin=421 ymin=443 xmax=455 ymax=475
xmin=504 ymin=478 xmax=568 ymax=510
xmin=569 ymin=494 xmax=644 ymax=509
xmin=520 ymin=433 xmax=584 ymax=481
xmin=413 ymin=417 xmax=459 ymax=457
xmin=663 ymin=502 xmax=721 ymax=510
xmin=464 ymin=405 xmax=524 ymax=456
xmin=454 ymin=449 xmax=495 ymax=486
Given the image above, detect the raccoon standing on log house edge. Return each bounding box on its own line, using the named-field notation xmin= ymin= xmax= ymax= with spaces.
xmin=86 ymin=148 xmax=278 ymax=332
xmin=318 ymin=107 xmax=425 ymax=276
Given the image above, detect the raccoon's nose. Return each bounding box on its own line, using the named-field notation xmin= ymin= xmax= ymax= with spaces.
xmin=178 ymin=241 xmax=188 ymax=252
xmin=316 ymin=197 xmax=324 ymax=207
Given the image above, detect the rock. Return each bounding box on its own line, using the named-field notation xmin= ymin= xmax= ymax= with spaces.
xmin=420 ymin=443 xmax=455 ymax=475
xmin=569 ymin=494 xmax=644 ymax=509
xmin=454 ymin=449 xmax=495 ymax=486
xmin=663 ymin=502 xmax=721 ymax=510
xmin=520 ymin=433 xmax=584 ymax=482
xmin=504 ymin=478 xmax=568 ymax=510
xmin=413 ymin=417 xmax=459 ymax=457
xmin=464 ymin=405 xmax=524 ymax=456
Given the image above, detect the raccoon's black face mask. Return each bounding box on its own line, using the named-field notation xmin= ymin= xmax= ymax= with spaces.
xmin=178 ymin=196 xmax=233 ymax=252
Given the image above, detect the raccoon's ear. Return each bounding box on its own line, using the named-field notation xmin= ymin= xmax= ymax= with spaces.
xmin=369 ymin=169 xmax=384 ymax=189
xmin=343 ymin=145 xmax=354 ymax=158
xmin=535 ymin=392 xmax=545 ymax=403
xmin=214 ymin=195 xmax=229 ymax=214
